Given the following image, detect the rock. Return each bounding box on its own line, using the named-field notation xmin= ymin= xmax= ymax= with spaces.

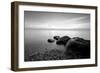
xmin=65 ymin=37 xmax=90 ymax=59
xmin=56 ymin=36 xmax=71 ymax=46
xmin=53 ymin=36 xmax=60 ymax=40
xmin=48 ymin=39 xmax=55 ymax=43
xmin=72 ymin=37 xmax=84 ymax=41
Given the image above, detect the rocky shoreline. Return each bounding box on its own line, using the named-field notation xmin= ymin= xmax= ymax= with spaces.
xmin=26 ymin=35 xmax=90 ymax=61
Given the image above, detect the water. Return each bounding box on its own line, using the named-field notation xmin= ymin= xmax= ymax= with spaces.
xmin=24 ymin=29 xmax=90 ymax=60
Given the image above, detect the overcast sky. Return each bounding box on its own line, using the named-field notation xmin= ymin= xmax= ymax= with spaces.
xmin=24 ymin=11 xmax=90 ymax=29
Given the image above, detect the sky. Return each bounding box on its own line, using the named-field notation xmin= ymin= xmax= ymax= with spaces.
xmin=24 ymin=11 xmax=90 ymax=30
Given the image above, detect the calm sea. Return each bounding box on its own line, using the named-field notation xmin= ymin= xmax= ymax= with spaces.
xmin=24 ymin=29 xmax=90 ymax=60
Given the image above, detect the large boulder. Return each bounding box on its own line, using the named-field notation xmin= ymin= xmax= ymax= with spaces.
xmin=56 ymin=36 xmax=71 ymax=46
xmin=65 ymin=37 xmax=90 ymax=59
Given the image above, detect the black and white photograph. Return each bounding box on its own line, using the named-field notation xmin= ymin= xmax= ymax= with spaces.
xmin=11 ymin=1 xmax=97 ymax=71
xmin=24 ymin=11 xmax=90 ymax=61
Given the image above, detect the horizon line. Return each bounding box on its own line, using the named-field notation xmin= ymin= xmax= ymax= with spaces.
xmin=25 ymin=28 xmax=90 ymax=30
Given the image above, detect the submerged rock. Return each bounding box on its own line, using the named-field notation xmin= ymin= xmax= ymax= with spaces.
xmin=29 ymin=49 xmax=66 ymax=61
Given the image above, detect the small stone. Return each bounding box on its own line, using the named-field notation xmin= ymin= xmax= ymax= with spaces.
xmin=47 ymin=39 xmax=55 ymax=43
xmin=53 ymin=36 xmax=60 ymax=40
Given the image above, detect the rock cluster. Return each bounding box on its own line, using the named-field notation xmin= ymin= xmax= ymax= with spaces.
xmin=48 ymin=35 xmax=90 ymax=59
xmin=28 ymin=35 xmax=90 ymax=61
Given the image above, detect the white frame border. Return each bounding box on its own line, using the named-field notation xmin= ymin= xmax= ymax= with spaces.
xmin=18 ymin=5 xmax=96 ymax=68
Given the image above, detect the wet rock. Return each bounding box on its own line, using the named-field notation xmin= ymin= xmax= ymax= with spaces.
xmin=65 ymin=37 xmax=90 ymax=59
xmin=53 ymin=36 xmax=60 ymax=40
xmin=56 ymin=36 xmax=71 ymax=46
xmin=48 ymin=39 xmax=55 ymax=43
